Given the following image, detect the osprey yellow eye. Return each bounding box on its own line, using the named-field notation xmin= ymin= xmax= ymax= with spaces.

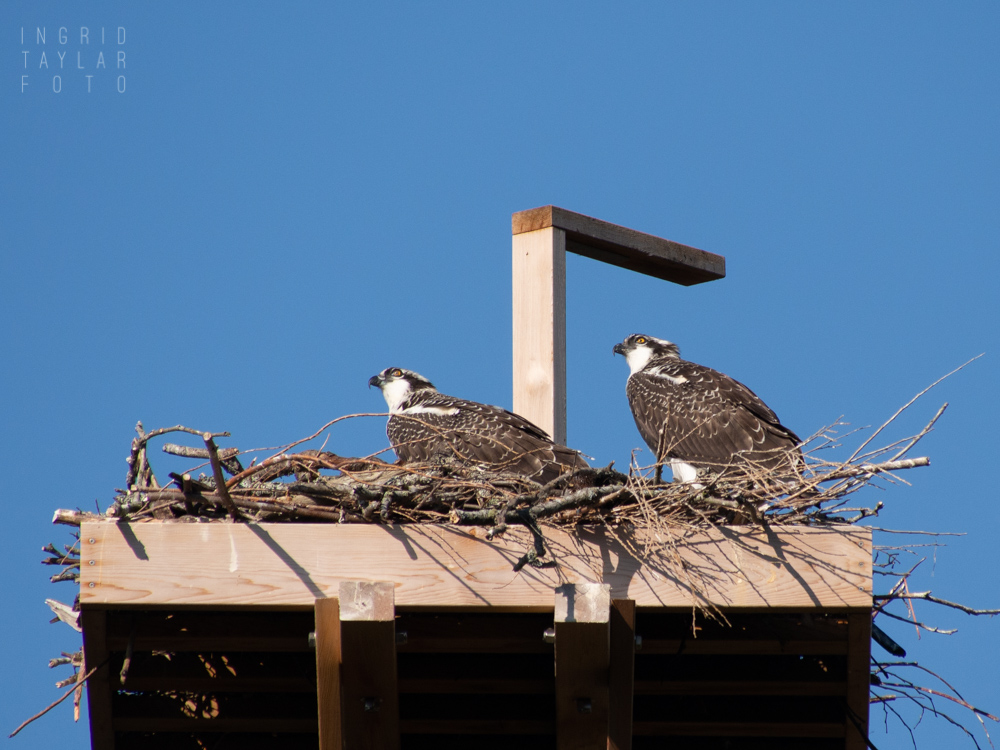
xmin=391 ymin=369 xmax=403 ymax=378
xmin=636 ymin=336 xmax=646 ymax=344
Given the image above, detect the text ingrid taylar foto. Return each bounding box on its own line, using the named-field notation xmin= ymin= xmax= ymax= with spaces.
xmin=20 ymin=26 xmax=127 ymax=94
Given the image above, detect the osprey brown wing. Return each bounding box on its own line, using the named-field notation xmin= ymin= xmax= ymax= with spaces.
xmin=625 ymin=362 xmax=800 ymax=470
xmin=387 ymin=391 xmax=588 ymax=483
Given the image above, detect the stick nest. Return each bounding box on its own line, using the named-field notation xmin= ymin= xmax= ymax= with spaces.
xmin=52 ymin=412 xmax=933 ymax=535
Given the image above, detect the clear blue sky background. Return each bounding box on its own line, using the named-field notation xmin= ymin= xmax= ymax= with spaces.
xmin=2 ymin=2 xmax=997 ymax=747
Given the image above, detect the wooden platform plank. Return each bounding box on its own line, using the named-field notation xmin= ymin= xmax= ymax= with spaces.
xmin=80 ymin=523 xmax=872 ymax=610
xmin=512 ymin=205 xmax=726 ymax=285
xmin=81 ymin=608 xmax=115 ymax=750
xmin=315 ymin=597 xmax=343 ymax=750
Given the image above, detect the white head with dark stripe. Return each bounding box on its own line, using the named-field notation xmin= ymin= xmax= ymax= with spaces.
xmin=368 ymin=368 xmax=436 ymax=413
xmin=612 ymin=334 xmax=680 ymax=375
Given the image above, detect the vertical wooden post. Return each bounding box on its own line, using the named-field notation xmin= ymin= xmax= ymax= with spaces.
xmin=315 ymin=597 xmax=343 ymax=750
xmin=339 ymin=581 xmax=400 ymax=750
xmin=80 ymin=608 xmax=115 ymax=750
xmin=512 ymin=225 xmax=567 ymax=445
xmin=608 ymin=599 xmax=636 ymax=750
xmin=845 ymin=612 xmax=872 ymax=750
xmin=554 ymin=583 xmax=610 ymax=749
xmin=511 ymin=206 xmax=725 ymax=448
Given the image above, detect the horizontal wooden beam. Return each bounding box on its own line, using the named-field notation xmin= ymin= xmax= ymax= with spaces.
xmin=632 ymin=721 xmax=845 ymax=738
xmin=633 ymin=680 xmax=848 ymax=696
xmin=80 ymin=523 xmax=871 ymax=610
xmin=400 ymin=719 xmax=554 ymax=735
xmin=112 ymin=717 xmax=318 ymax=733
xmin=512 ymin=205 xmax=725 ymax=286
xmin=398 ymin=677 xmax=552 ymax=694
xmin=638 ymin=639 xmax=849 ymax=656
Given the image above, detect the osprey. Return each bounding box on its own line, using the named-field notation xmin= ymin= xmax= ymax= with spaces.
xmin=368 ymin=367 xmax=589 ymax=483
xmin=612 ymin=334 xmax=801 ymax=482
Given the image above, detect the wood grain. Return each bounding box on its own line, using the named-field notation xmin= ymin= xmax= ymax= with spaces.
xmin=555 ymin=620 xmax=609 ymax=749
xmin=340 ymin=619 xmax=399 ymax=749
xmin=845 ymin=611 xmax=872 ymax=749
xmin=80 ymin=523 xmax=872 ymax=610
xmin=512 ymin=225 xmax=567 ymax=444
xmin=512 ymin=205 xmax=725 ymax=285
xmin=80 ymin=608 xmax=115 ymax=750
xmin=314 ymin=597 xmax=342 ymax=750
xmin=608 ymin=599 xmax=635 ymax=750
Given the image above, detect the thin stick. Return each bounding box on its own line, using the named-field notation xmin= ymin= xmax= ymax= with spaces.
xmin=72 ymin=651 xmax=85 ymax=722
xmin=875 ymin=591 xmax=1000 ymax=616
xmin=119 ymin=618 xmax=137 ymax=685
xmin=9 ymin=661 xmax=104 ymax=738
xmin=847 ymin=355 xmax=982 ymax=463
xmin=889 ymin=402 xmax=949 ymax=462
xmin=203 ymin=434 xmax=242 ymax=520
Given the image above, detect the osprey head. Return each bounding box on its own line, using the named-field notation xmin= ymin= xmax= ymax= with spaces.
xmin=368 ymin=367 xmax=436 ymax=413
xmin=613 ymin=333 xmax=680 ymax=375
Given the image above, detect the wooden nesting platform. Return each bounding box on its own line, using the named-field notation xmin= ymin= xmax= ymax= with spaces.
xmin=79 ymin=522 xmax=873 ymax=749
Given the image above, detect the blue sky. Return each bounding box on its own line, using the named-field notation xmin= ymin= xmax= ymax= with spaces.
xmin=2 ymin=2 xmax=998 ymax=746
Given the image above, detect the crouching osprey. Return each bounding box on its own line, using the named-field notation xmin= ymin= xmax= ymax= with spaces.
xmin=368 ymin=367 xmax=589 ymax=483
xmin=612 ymin=334 xmax=801 ymax=482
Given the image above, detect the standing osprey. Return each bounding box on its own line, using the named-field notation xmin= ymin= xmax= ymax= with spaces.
xmin=368 ymin=367 xmax=589 ymax=483
xmin=612 ymin=334 xmax=801 ymax=482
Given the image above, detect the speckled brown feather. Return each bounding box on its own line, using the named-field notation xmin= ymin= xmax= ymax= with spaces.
xmin=626 ymin=357 xmax=801 ymax=470
xmin=387 ymin=389 xmax=589 ymax=483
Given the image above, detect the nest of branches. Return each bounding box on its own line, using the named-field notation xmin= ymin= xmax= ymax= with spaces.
xmin=53 ymin=413 xmax=932 ymax=536
xmin=28 ymin=361 xmax=997 ymax=746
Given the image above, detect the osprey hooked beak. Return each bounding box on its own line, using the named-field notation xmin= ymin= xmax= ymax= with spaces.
xmin=368 ymin=374 xmax=384 ymax=389
xmin=612 ymin=342 xmax=627 ymax=357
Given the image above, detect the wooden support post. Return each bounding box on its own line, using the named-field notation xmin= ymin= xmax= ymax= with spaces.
xmin=511 ymin=206 xmax=726 ymax=447
xmin=608 ymin=599 xmax=636 ymax=750
xmin=315 ymin=597 xmax=343 ymax=750
xmin=845 ymin=611 xmax=872 ymax=750
xmin=80 ymin=608 xmax=115 ymax=750
xmin=512 ymin=225 xmax=567 ymax=445
xmin=338 ymin=581 xmax=399 ymax=750
xmin=554 ymin=583 xmax=611 ymax=749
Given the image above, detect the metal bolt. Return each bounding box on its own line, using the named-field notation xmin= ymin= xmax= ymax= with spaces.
xmin=88 ymin=560 xmax=95 ymax=566
xmin=88 ymin=582 xmax=96 ymax=588
xmin=307 ymin=632 xmax=316 ymax=649
xmin=395 ymin=631 xmax=408 ymax=646
xmin=634 ymin=635 xmax=643 ymax=651
xmin=542 ymin=627 xmax=556 ymax=644
xmin=88 ymin=538 xmax=95 ymax=544
xmin=363 ymin=697 xmax=381 ymax=712
xmin=577 ymin=698 xmax=592 ymax=714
